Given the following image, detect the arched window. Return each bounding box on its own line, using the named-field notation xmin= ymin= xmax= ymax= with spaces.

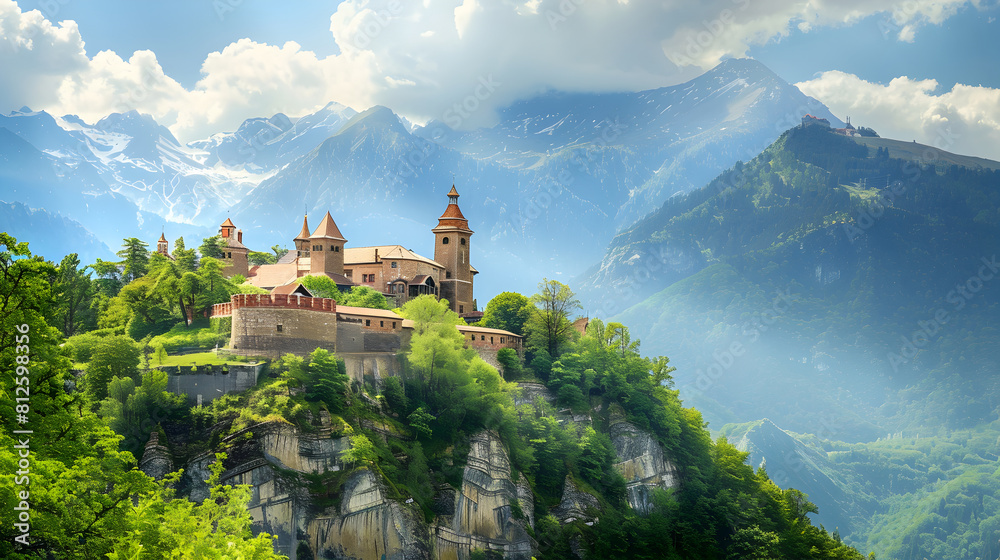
xmin=460 ymin=238 xmax=466 ymax=246
xmin=442 ymin=237 xmax=450 ymax=244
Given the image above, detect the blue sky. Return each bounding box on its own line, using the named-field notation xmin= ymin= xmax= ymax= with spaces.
xmin=3 ymin=0 xmax=1000 ymax=159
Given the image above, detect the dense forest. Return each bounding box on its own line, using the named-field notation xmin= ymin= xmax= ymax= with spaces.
xmin=597 ymin=124 xmax=1000 ymax=559
xmin=0 ymin=231 xmax=866 ymax=559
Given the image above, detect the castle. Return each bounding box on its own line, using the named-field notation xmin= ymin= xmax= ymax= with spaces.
xmin=212 ymin=186 xmax=478 ymax=318
xmin=199 ymin=186 xmax=521 ymax=367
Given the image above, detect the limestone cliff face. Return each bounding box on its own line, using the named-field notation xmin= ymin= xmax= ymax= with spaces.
xmin=553 ymin=477 xmax=600 ymax=525
xmin=434 ymin=431 xmax=535 ymax=560
xmin=609 ymin=419 xmax=680 ymax=514
xmin=308 ymin=469 xmax=429 ymax=560
xmin=182 ymin=423 xmax=537 ymax=559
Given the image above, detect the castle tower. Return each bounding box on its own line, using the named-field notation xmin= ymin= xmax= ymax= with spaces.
xmin=309 ymin=211 xmax=347 ymax=277
xmin=432 ymin=185 xmax=475 ymax=315
xmin=294 ymin=215 xmax=311 ymax=256
xmin=156 ymin=232 xmax=169 ymax=257
xmin=218 ymin=218 xmax=249 ymax=277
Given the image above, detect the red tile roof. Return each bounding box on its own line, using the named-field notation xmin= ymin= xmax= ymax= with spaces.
xmin=294 ymin=215 xmax=310 ymax=241
xmin=310 ymin=211 xmax=346 ymax=241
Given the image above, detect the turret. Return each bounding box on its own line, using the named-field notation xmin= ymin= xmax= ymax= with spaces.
xmin=294 ymin=215 xmax=311 ymax=256
xmin=156 ymin=232 xmax=169 ymax=257
xmin=218 ymin=218 xmax=249 ymax=277
xmin=432 ymin=185 xmax=475 ymax=315
xmin=309 ymin=211 xmax=347 ymax=277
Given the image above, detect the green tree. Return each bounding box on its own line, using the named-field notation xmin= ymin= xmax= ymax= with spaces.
xmin=480 ymin=291 xmax=531 ymax=334
xmin=248 ymin=251 xmax=277 ymax=266
xmin=496 ymin=347 xmax=522 ymax=380
xmin=198 ymin=235 xmax=225 ymax=259
xmin=343 ymin=285 xmax=391 ymax=309
xmin=106 ymin=454 xmax=286 ymax=560
xmin=341 ymin=432 xmax=378 ymax=466
xmin=85 ymin=335 xmax=141 ymax=402
xmin=117 ymin=237 xmax=150 ymax=283
xmin=91 ymin=257 xmax=125 ymax=297
xmin=50 ymin=253 xmax=96 ymax=336
xmin=408 ymin=407 xmax=435 ymax=439
xmin=299 ymin=274 xmax=341 ymax=298
xmin=172 ymin=236 xmax=198 ymax=273
xmin=304 ymin=348 xmax=349 ymax=413
xmin=526 ymin=279 xmax=581 ymax=358
xmin=98 ymin=369 xmax=185 ymax=457
xmin=0 ymin=233 xmax=156 ymax=558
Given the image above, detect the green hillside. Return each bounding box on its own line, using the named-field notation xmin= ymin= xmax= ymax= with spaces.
xmin=609 ymin=124 xmax=1000 ymax=437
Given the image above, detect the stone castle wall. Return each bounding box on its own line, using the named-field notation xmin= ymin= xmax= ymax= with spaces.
xmin=231 ymin=306 xmax=338 ymax=358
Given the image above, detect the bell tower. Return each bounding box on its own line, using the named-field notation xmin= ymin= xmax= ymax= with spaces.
xmin=309 ymin=211 xmax=347 ymax=277
xmin=432 ymin=185 xmax=474 ymax=315
xmin=156 ymin=232 xmax=169 ymax=257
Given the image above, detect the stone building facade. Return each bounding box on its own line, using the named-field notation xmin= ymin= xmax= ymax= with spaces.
xmin=218 ymin=218 xmax=250 ymax=277
xmin=240 ymin=186 xmax=476 ymax=317
xmin=212 ymin=293 xmax=522 ymax=363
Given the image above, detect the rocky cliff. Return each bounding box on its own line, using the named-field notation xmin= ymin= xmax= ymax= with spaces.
xmin=169 ymin=424 xmax=536 ymax=560
xmin=609 ymin=418 xmax=681 ymax=514
xmin=435 ymin=431 xmax=535 ymax=560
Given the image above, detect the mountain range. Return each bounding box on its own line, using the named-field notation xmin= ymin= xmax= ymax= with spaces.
xmin=0 ymin=58 xmax=839 ymax=299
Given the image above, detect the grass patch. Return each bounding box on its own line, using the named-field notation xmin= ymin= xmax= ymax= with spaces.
xmin=154 ymin=351 xmax=249 ymax=367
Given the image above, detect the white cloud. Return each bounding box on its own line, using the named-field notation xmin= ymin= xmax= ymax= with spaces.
xmin=796 ymin=71 xmax=1000 ymax=161
xmin=0 ymin=0 xmax=983 ymax=143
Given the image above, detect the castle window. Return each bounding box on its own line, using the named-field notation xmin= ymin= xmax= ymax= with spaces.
xmin=391 ymin=262 xmax=397 ymax=268
xmin=460 ymin=305 xmax=464 ymax=314
xmin=461 ymin=251 xmax=464 ymax=264
xmin=446 ymin=271 xmax=452 ymax=279
xmin=365 ymin=319 xmax=371 ymax=327
xmin=442 ymin=237 xmax=450 ymax=245
xmin=460 ymin=238 xmax=466 ymax=246
xmin=334 ymin=246 xmax=340 ymax=252
xmin=380 ymin=320 xmax=384 ymax=327
xmin=227 ymin=252 xmax=232 ymax=259
xmin=330 ymin=245 xmax=335 ymax=251
xmin=500 ymin=337 xmax=504 ymax=344
xmin=491 ymin=336 xmax=494 ymax=344
xmin=392 ymin=321 xmax=396 ymax=329
xmin=276 ymin=324 xmax=283 ymax=333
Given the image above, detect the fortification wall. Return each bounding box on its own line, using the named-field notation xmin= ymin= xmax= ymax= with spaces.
xmin=231 ymin=306 xmax=338 ymax=358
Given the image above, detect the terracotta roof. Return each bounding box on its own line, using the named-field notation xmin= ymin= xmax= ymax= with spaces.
xmin=457 ymin=324 xmax=521 ymax=338
xmin=270 ymin=282 xmax=312 ymax=296
xmin=447 ymin=185 xmax=460 ymax=197
xmin=220 ymin=218 xmax=235 ymax=228
xmin=336 ymin=306 xmax=403 ymax=320
xmin=246 ymin=263 xmax=299 ymax=289
xmin=223 ymin=236 xmax=247 ymax=249
xmin=344 ymin=245 xmax=443 ymax=269
xmin=401 ymin=321 xmax=522 ymax=340
xmin=411 ymin=274 xmax=435 ymax=285
xmin=158 ymin=232 xmax=167 ymax=243
xmin=439 ymin=202 xmax=467 ymax=221
xmin=294 ymin=215 xmax=310 ymax=241
xmin=276 ymin=250 xmax=297 ymax=264
xmin=310 ymin=211 xmax=346 ymax=241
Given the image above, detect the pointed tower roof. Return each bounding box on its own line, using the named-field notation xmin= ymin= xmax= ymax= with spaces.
xmin=221 ymin=218 xmax=235 ymax=228
xmin=309 ymin=211 xmax=346 ymax=241
xmin=433 ymin=185 xmax=472 ymax=232
xmin=158 ymin=232 xmax=168 ymax=243
xmin=294 ymin=215 xmax=311 ymax=242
